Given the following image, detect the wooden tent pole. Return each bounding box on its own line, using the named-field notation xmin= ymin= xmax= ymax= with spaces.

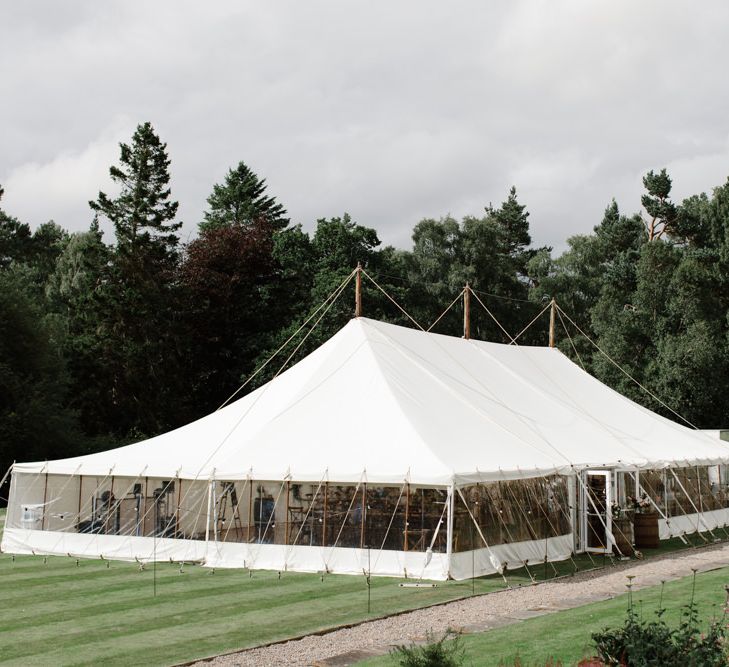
xmin=107 ymin=475 xmax=115 ymax=534
xmin=463 ymin=283 xmax=471 ymax=340
xmin=175 ymin=478 xmax=182 ymax=539
xmin=285 ymin=480 xmax=290 ymax=545
xmin=323 ymin=482 xmax=329 ymax=547
xmin=41 ymin=472 xmax=49 ymax=530
xmin=355 ymin=262 xmax=362 ymax=318
xmin=549 ymin=298 xmax=556 ymax=348
xmin=404 ymin=483 xmax=410 ymax=551
xmin=143 ymin=477 xmax=149 ymax=536
xmin=247 ymin=481 xmax=253 ymax=543
xmin=360 ymin=483 xmax=367 ymax=548
xmin=77 ymin=475 xmax=83 ymax=519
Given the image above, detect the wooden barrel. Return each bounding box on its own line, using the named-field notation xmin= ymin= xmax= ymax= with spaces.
xmin=634 ymin=512 xmax=659 ymax=549
xmin=612 ymin=517 xmax=634 ymax=556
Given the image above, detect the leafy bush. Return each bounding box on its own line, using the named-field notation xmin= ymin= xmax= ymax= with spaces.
xmin=391 ymin=629 xmax=465 ymax=666
xmin=591 ymin=573 xmax=728 ymax=666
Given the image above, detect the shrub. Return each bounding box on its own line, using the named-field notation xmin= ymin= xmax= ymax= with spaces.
xmin=591 ymin=573 xmax=728 ymax=666
xmin=391 ymin=629 xmax=466 ymax=667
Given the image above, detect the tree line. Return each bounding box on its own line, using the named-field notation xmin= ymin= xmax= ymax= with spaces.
xmin=2 ymin=121 xmax=729 ymax=480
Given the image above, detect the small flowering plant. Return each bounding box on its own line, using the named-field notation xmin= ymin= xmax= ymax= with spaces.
xmin=628 ymin=493 xmax=653 ymax=514
xmin=611 ymin=500 xmax=635 ymax=520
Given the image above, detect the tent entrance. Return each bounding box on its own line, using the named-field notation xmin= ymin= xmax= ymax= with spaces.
xmin=582 ymin=470 xmax=612 ymax=553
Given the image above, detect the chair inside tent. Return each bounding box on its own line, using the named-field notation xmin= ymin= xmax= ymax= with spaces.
xmin=3 ymin=317 xmax=729 ymax=580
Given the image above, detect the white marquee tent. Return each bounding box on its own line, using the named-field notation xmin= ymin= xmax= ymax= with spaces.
xmin=3 ymin=317 xmax=729 ymax=579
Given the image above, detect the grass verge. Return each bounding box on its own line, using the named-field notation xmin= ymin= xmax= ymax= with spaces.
xmin=359 ymin=566 xmax=729 ymax=666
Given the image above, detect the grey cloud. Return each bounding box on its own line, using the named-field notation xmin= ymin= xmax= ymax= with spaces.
xmin=2 ymin=1 xmax=729 ymax=253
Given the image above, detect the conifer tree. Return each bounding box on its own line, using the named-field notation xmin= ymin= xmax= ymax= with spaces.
xmin=90 ymin=122 xmax=180 ymax=258
xmin=200 ymin=161 xmax=288 ymax=232
xmin=87 ymin=122 xmax=184 ymax=437
xmin=641 ymin=169 xmax=677 ymax=241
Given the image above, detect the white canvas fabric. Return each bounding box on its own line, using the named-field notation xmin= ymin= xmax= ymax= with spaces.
xmin=0 ymin=525 xmax=573 ymax=581
xmin=1 ymin=528 xmax=209 ymax=564
xmin=449 ymin=534 xmax=574 ymax=579
xmin=12 ymin=317 xmax=729 ymax=485
xmin=659 ymin=508 xmax=729 ymax=540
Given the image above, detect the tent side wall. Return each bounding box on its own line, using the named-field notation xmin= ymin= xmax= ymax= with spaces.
xmin=6 ymin=464 xmax=729 ymax=579
xmin=2 ymin=468 xmax=577 ymax=579
xmin=449 ymin=473 xmax=575 ymax=579
xmin=634 ymin=466 xmax=729 ymax=540
xmin=1 ymin=470 xmax=454 ymax=578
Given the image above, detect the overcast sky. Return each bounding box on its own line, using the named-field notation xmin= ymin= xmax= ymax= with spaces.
xmin=2 ymin=1 xmax=728 ymax=252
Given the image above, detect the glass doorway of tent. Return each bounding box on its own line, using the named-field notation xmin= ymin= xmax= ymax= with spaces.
xmin=581 ymin=470 xmax=612 ymax=553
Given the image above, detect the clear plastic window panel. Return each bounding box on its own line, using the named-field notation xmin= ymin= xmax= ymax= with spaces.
xmin=453 ymin=476 xmax=570 ymax=553
xmin=637 ymin=470 xmax=666 ymax=515
xmin=209 ymin=481 xmax=449 ymax=552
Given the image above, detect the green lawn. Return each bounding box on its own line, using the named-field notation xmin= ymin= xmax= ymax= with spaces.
xmin=0 ymin=505 xmax=722 ymax=667
xmin=359 ymin=566 xmax=729 ymax=666
xmin=0 ymin=510 xmax=576 ymax=667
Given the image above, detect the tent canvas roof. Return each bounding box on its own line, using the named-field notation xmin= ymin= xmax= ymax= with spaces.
xmin=15 ymin=317 xmax=729 ymax=485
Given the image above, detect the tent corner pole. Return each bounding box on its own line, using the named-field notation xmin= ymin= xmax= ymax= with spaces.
xmin=40 ymin=472 xmax=49 ymax=531
xmin=568 ymin=473 xmax=577 ymax=553
xmin=445 ymin=481 xmax=455 ymax=578
xmin=205 ymin=479 xmax=213 ymax=544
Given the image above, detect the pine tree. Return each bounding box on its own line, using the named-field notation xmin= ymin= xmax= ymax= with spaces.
xmin=200 ymin=161 xmax=288 ymax=232
xmin=90 ymin=122 xmax=180 ymax=257
xmin=491 ymin=186 xmax=531 ymax=254
xmin=641 ymin=169 xmax=677 ymax=241
xmin=87 ymin=123 xmax=184 ymax=438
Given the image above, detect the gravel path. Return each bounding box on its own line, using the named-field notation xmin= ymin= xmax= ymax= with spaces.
xmin=189 ymin=543 xmax=729 ymax=667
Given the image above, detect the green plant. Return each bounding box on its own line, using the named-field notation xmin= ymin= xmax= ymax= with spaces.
xmin=391 ymin=629 xmax=466 ymax=667
xmin=591 ymin=573 xmax=729 ymax=666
